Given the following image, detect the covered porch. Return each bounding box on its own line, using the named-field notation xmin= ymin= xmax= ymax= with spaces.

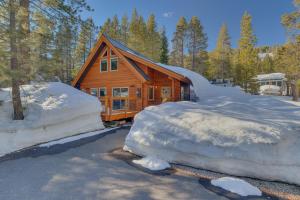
xmin=99 ymin=96 xmax=142 ymax=121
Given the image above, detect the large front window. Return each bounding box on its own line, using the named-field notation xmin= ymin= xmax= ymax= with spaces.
xmin=112 ymin=88 xmax=129 ymax=110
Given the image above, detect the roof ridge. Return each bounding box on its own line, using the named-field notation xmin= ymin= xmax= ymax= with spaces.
xmin=103 ymin=33 xmax=158 ymax=64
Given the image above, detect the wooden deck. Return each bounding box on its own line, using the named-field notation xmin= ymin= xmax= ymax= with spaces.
xmin=99 ymin=96 xmax=141 ymax=121
xmin=101 ymin=110 xmax=139 ymax=121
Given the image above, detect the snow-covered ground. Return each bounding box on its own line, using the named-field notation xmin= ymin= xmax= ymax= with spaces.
xmin=124 ymin=65 xmax=300 ymax=185
xmin=132 ymin=156 xmax=170 ymax=171
xmin=0 ymin=82 xmax=104 ymax=156
xmin=211 ymin=177 xmax=262 ymax=197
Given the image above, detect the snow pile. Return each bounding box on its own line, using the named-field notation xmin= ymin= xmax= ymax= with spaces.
xmin=211 ymin=177 xmax=262 ymax=196
xmin=124 ymin=68 xmax=300 ymax=185
xmin=132 ymin=156 xmax=170 ymax=171
xmin=0 ymin=82 xmax=104 ymax=156
xmin=157 ymin=63 xmax=244 ymax=100
xmin=259 ymin=85 xmax=281 ymax=95
xmin=255 ymin=73 xmax=285 ymax=81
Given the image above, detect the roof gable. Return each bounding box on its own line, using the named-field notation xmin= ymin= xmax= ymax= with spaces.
xmin=72 ymin=34 xmax=190 ymax=87
xmin=105 ymin=34 xmax=190 ymax=83
xmin=72 ymin=35 xmax=149 ymax=86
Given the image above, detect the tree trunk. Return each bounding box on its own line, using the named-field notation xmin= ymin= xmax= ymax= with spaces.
xmin=9 ymin=0 xmax=24 ymax=120
xmin=291 ymin=80 xmax=299 ymax=102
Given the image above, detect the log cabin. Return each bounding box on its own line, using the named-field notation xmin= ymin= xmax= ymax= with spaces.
xmin=72 ymin=33 xmax=192 ymax=121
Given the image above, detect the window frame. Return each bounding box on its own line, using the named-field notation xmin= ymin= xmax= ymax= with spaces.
xmin=110 ymin=49 xmax=116 ymax=56
xmin=112 ymin=87 xmax=129 ymax=110
xmin=99 ymin=87 xmax=107 ymax=97
xmin=110 ymin=57 xmax=118 ymax=71
xmin=90 ymin=88 xmax=98 ymax=97
xmin=100 ymin=58 xmax=108 ymax=72
xmin=112 ymin=87 xmax=129 ymax=97
xmin=148 ymin=86 xmax=154 ymax=101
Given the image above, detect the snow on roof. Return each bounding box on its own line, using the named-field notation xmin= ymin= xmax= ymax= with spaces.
xmin=157 ymin=63 xmax=244 ymax=100
xmin=255 ymin=73 xmax=286 ymax=81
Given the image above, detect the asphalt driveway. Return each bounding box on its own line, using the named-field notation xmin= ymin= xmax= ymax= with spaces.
xmin=0 ymin=127 xmax=234 ymax=200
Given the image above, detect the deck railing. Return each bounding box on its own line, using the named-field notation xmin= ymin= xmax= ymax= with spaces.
xmin=99 ymin=96 xmax=140 ymax=115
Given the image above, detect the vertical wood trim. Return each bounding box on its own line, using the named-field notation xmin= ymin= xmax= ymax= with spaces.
xmin=172 ymin=78 xmax=175 ymax=101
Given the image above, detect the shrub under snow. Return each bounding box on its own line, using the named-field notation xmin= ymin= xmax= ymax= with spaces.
xmin=0 ymin=82 xmax=104 ymax=156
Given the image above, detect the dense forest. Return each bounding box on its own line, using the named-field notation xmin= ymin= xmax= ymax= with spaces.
xmin=0 ymin=0 xmax=299 ymax=120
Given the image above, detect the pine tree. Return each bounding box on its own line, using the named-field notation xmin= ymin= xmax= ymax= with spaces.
xmin=186 ymin=16 xmax=208 ymax=73
xmin=99 ymin=18 xmax=112 ymax=36
xmin=120 ymin=14 xmax=129 ymax=45
xmin=111 ymin=15 xmax=120 ymax=40
xmin=209 ymin=23 xmax=232 ymax=79
xmin=18 ymin=0 xmax=30 ymax=83
xmin=9 ymin=0 xmax=24 ymax=119
xmin=146 ymin=14 xmax=161 ymax=61
xmin=128 ymin=9 xmax=140 ymax=50
xmin=160 ymin=27 xmax=169 ymax=64
xmin=234 ymin=11 xmax=258 ymax=93
xmin=136 ymin=15 xmax=147 ymax=54
xmin=75 ymin=20 xmax=92 ymax=67
xmin=281 ymin=0 xmax=300 ymax=101
xmin=170 ymin=17 xmax=187 ymax=66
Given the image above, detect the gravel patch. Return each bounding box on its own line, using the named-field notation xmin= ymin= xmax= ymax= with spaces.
xmin=173 ymin=164 xmax=300 ymax=200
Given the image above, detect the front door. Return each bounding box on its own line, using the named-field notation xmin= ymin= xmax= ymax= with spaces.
xmin=161 ymin=87 xmax=171 ymax=102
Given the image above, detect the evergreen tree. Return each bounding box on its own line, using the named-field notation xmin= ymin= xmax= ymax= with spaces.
xmin=160 ymin=27 xmax=169 ymax=64
xmin=209 ymin=23 xmax=232 ymax=79
xmin=75 ymin=20 xmax=92 ymax=67
xmin=128 ymin=9 xmax=140 ymax=50
xmin=9 ymin=0 xmax=24 ymax=119
xmin=99 ymin=18 xmax=112 ymax=36
xmin=280 ymin=0 xmax=300 ymax=101
xmin=146 ymin=14 xmax=161 ymax=61
xmin=186 ymin=16 xmax=208 ymax=73
xmin=234 ymin=11 xmax=258 ymax=93
xmin=120 ymin=14 xmax=129 ymax=45
xmin=111 ymin=15 xmax=120 ymax=39
xmin=170 ymin=17 xmax=187 ymax=66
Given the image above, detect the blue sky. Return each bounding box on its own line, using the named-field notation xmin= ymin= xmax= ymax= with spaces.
xmin=81 ymin=0 xmax=295 ymax=51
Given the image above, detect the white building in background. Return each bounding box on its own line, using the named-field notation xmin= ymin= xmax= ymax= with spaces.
xmin=258 ymin=52 xmax=274 ymax=60
xmin=254 ymin=73 xmax=288 ymax=96
xmin=210 ymin=78 xmax=234 ymax=87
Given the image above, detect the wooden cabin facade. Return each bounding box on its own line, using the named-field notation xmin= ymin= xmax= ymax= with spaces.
xmin=72 ymin=34 xmax=191 ymax=121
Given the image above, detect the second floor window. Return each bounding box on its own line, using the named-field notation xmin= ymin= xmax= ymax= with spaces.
xmin=100 ymin=59 xmax=108 ymax=72
xmin=111 ymin=58 xmax=118 ymax=71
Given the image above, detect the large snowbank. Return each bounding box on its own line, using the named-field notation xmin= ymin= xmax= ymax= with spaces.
xmin=124 ymin=65 xmax=300 ymax=185
xmin=211 ymin=177 xmax=262 ymax=196
xmin=0 ymin=82 xmax=104 ymax=156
